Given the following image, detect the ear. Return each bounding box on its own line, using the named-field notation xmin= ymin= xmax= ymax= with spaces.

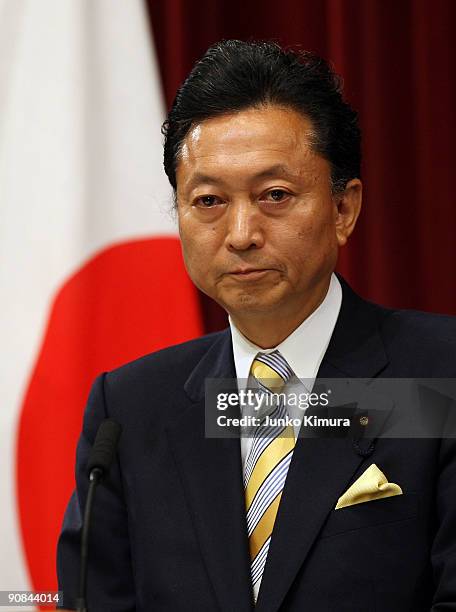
xmin=334 ymin=179 xmax=362 ymax=247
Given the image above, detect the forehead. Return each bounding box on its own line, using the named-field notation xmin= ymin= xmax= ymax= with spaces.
xmin=176 ymin=105 xmax=327 ymax=189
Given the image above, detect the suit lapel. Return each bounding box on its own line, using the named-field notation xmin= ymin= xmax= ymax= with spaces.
xmin=166 ymin=330 xmax=254 ymax=612
xmin=166 ymin=277 xmax=393 ymax=612
xmin=255 ymin=277 xmax=392 ymax=612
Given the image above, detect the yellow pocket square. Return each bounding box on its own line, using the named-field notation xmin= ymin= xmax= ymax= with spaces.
xmin=335 ymin=464 xmax=403 ymax=510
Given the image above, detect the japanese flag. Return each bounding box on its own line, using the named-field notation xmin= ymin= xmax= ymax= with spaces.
xmin=0 ymin=0 xmax=201 ymax=601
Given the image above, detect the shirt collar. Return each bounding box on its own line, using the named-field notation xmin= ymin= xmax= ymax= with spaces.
xmin=229 ymin=273 xmax=342 ymax=384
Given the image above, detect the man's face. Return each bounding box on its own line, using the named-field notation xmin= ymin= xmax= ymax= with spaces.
xmin=176 ymin=105 xmax=359 ymax=321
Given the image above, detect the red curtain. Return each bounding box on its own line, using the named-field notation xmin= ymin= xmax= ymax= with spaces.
xmin=147 ymin=0 xmax=456 ymax=331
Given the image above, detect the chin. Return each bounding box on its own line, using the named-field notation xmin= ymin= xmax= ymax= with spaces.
xmin=222 ymin=291 xmax=284 ymax=315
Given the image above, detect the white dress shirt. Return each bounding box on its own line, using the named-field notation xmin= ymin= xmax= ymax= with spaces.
xmin=229 ymin=273 xmax=342 ymax=601
xmin=229 ymin=272 xmax=343 ymax=469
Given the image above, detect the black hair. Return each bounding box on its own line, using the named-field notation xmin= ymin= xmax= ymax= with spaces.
xmin=162 ymin=39 xmax=361 ymax=195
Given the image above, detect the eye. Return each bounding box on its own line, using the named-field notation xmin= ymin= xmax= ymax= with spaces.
xmin=262 ymin=189 xmax=291 ymax=203
xmin=194 ymin=195 xmax=223 ymax=208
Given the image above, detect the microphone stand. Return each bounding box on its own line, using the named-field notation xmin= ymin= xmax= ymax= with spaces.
xmin=76 ymin=467 xmax=102 ymax=612
xmin=74 ymin=418 xmax=121 ymax=612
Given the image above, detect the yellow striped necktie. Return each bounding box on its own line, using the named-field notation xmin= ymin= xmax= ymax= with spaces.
xmin=244 ymin=351 xmax=296 ymax=601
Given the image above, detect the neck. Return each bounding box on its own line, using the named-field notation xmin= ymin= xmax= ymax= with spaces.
xmin=230 ymin=278 xmax=331 ymax=349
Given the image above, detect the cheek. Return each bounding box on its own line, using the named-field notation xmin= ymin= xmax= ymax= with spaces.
xmin=295 ymin=208 xmax=337 ymax=245
xmin=178 ymin=222 xmax=218 ymax=275
xmin=296 ymin=223 xmax=331 ymax=245
xmin=280 ymin=218 xmax=337 ymax=272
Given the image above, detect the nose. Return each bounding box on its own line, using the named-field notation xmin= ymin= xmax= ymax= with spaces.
xmin=224 ymin=200 xmax=264 ymax=251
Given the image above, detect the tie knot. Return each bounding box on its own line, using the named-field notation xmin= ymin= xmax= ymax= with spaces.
xmin=250 ymin=350 xmax=294 ymax=393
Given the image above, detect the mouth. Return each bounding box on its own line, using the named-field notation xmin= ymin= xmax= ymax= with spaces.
xmin=226 ymin=268 xmax=274 ymax=280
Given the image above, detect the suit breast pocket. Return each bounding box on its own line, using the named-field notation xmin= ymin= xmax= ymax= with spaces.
xmin=320 ymin=492 xmax=419 ymax=538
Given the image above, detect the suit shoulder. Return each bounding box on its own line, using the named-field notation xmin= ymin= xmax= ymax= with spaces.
xmin=378 ymin=307 xmax=456 ymax=374
xmin=106 ymin=329 xmax=228 ymax=385
xmin=380 ymin=307 xmax=456 ymax=342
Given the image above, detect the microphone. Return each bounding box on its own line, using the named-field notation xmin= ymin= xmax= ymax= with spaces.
xmin=76 ymin=419 xmax=122 ymax=612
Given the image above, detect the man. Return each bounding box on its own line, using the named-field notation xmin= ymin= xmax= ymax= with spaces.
xmin=57 ymin=40 xmax=456 ymax=611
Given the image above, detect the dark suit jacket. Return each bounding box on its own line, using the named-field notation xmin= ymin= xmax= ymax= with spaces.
xmin=57 ymin=276 xmax=456 ymax=611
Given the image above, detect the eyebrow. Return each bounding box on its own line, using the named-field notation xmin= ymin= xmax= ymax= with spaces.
xmin=186 ymin=164 xmax=299 ymax=191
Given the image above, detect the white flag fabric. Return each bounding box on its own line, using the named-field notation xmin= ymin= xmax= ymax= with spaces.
xmin=0 ymin=0 xmax=201 ymax=599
